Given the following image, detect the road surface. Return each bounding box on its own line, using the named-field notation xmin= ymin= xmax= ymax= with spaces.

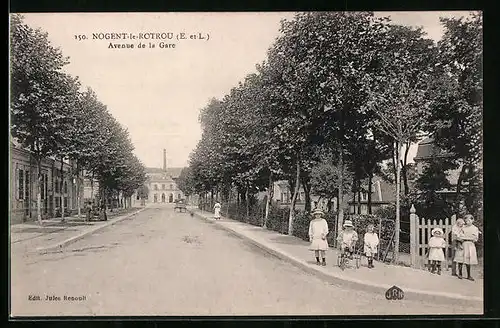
xmin=11 ymin=204 xmax=481 ymax=316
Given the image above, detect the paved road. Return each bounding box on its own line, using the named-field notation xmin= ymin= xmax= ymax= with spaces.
xmin=11 ymin=204 xmax=481 ymax=316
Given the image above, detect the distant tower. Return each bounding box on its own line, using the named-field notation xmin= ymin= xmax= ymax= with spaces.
xmin=163 ymin=149 xmax=167 ymax=172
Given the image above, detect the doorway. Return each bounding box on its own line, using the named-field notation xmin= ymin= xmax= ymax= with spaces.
xmin=169 ymin=193 xmax=174 ymax=203
xmin=161 ymin=193 xmax=166 ymax=203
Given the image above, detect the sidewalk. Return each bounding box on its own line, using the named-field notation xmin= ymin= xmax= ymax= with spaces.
xmin=10 ymin=207 xmax=146 ymax=254
xmin=189 ymin=207 xmax=483 ymax=305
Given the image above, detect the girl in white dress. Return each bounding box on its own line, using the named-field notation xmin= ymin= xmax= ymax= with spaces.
xmin=308 ymin=209 xmax=329 ymax=266
xmin=363 ymin=224 xmax=379 ymax=269
xmin=213 ymin=201 xmax=221 ymax=220
xmin=428 ymin=228 xmax=446 ymax=275
xmin=454 ymin=214 xmax=479 ymax=281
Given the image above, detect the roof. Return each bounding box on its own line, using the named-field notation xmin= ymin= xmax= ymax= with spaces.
xmin=346 ymin=176 xmax=396 ymax=203
xmin=414 ymin=137 xmax=451 ymax=161
xmin=145 ymin=167 xmax=184 ymax=178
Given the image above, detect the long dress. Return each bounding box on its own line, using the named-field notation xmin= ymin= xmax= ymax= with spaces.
xmin=308 ymin=218 xmax=329 ymax=251
xmin=455 ymin=224 xmax=479 ymax=265
xmin=428 ymin=236 xmax=446 ymax=261
xmin=214 ymin=203 xmax=221 ymax=219
xmin=363 ymin=232 xmax=379 ymax=256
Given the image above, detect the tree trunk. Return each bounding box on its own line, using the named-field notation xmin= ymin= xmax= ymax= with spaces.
xmin=352 ymin=185 xmax=356 ymax=214
xmin=337 ymin=146 xmax=345 ymax=247
xmin=394 ymin=141 xmax=401 ymax=263
xmin=60 ymin=158 xmax=65 ymax=222
xmin=368 ymin=172 xmax=373 ymax=214
xmin=401 ymin=140 xmax=411 ymax=195
xmin=391 ymin=141 xmax=397 ymax=183
xmin=227 ymin=186 xmax=232 ymax=217
xmin=236 ymin=190 xmax=240 ymax=217
xmin=288 ymin=160 xmax=300 ymax=235
xmin=51 ymin=161 xmax=55 ymax=217
xmin=36 ymin=159 xmax=42 ymax=225
xmin=455 ymin=164 xmax=468 ymax=218
xmin=76 ymin=163 xmax=81 ymax=219
xmin=357 ymin=182 xmax=362 ymax=215
xmin=264 ymin=171 xmax=273 ymax=228
xmin=301 ymin=176 xmax=312 ymax=213
xmin=90 ymin=172 xmax=94 ymax=199
xmin=245 ymin=183 xmax=250 ymax=220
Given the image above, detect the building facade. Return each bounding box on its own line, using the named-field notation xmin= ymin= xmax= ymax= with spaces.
xmin=10 ymin=140 xmax=81 ymax=224
xmin=144 ymin=149 xmax=185 ymax=204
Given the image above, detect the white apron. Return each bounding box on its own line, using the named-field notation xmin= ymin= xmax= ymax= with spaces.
xmin=454 ymin=225 xmax=479 ymax=265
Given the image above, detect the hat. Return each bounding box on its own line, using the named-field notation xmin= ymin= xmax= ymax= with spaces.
xmin=432 ymin=228 xmax=444 ymax=236
xmin=343 ymin=220 xmax=353 ymax=228
xmin=311 ymin=208 xmax=324 ymax=216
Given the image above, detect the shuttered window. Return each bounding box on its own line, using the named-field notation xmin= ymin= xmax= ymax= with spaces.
xmin=24 ymin=170 xmax=30 ymax=200
xmin=18 ymin=168 xmax=24 ymax=200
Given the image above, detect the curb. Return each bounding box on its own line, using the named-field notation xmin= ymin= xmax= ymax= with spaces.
xmin=36 ymin=207 xmax=147 ymax=253
xmin=189 ymin=209 xmax=483 ymax=307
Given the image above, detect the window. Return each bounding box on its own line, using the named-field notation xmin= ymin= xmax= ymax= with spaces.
xmin=154 ymin=184 xmax=158 ymax=190
xmin=170 ymin=184 xmax=173 ymax=190
xmin=136 ymin=193 xmax=140 ymax=200
xmin=162 ymin=184 xmax=165 ymax=190
xmin=41 ymin=174 xmax=45 ymax=200
xmin=177 ymin=193 xmax=181 ymax=199
xmin=55 ymin=178 xmax=59 ymax=193
xmin=64 ymin=197 xmax=68 ymax=208
xmin=44 ymin=174 xmax=48 ymax=198
xmin=18 ymin=168 xmax=24 ymax=200
xmin=64 ymin=181 xmax=68 ymax=193
xmin=25 ymin=170 xmax=30 ymax=200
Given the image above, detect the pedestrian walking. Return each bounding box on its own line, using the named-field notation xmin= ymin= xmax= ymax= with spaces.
xmin=337 ymin=220 xmax=358 ymax=258
xmin=451 ymin=218 xmax=465 ymax=276
xmin=363 ymin=224 xmax=379 ymax=269
xmin=308 ymin=208 xmax=329 ymax=266
xmin=428 ymin=228 xmax=446 ymax=275
xmin=213 ymin=201 xmax=221 ymax=220
xmin=454 ymin=214 xmax=479 ymax=281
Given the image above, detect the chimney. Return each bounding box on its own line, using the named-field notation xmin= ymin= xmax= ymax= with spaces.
xmin=163 ymin=149 xmax=167 ymax=172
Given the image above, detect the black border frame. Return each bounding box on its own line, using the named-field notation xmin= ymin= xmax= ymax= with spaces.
xmin=6 ymin=0 xmax=496 ymax=326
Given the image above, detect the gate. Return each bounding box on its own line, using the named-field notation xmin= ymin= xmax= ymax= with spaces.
xmin=409 ymin=204 xmax=456 ymax=270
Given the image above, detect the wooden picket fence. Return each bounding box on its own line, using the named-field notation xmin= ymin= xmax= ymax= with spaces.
xmin=409 ymin=204 xmax=456 ymax=270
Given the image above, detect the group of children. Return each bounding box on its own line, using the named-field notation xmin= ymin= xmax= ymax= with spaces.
xmin=308 ymin=208 xmax=379 ymax=269
xmin=307 ymin=208 xmax=479 ymax=279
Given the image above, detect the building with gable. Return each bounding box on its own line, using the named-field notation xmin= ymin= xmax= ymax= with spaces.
xmin=144 ymin=149 xmax=185 ymax=203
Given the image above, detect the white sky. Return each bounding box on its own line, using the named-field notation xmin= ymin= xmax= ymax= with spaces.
xmin=18 ymin=11 xmax=473 ymax=168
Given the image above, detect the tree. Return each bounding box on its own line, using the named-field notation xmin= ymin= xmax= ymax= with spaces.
xmin=362 ymin=24 xmax=437 ymax=263
xmin=414 ymin=158 xmax=456 ymax=219
xmin=10 ymin=14 xmax=72 ymax=224
xmin=428 ymin=13 xmax=483 ymax=218
xmin=310 ymin=151 xmax=353 ymax=213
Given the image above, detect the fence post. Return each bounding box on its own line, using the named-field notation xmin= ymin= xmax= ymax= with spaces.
xmin=409 ymin=204 xmax=418 ymax=268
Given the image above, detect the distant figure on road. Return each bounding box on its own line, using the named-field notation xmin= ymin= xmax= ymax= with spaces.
xmin=308 ymin=209 xmax=329 ymax=266
xmin=454 ymin=214 xmax=479 ymax=281
xmin=214 ymin=201 xmax=221 ymax=220
xmin=363 ymin=224 xmax=379 ymax=269
xmin=428 ymin=228 xmax=446 ymax=275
